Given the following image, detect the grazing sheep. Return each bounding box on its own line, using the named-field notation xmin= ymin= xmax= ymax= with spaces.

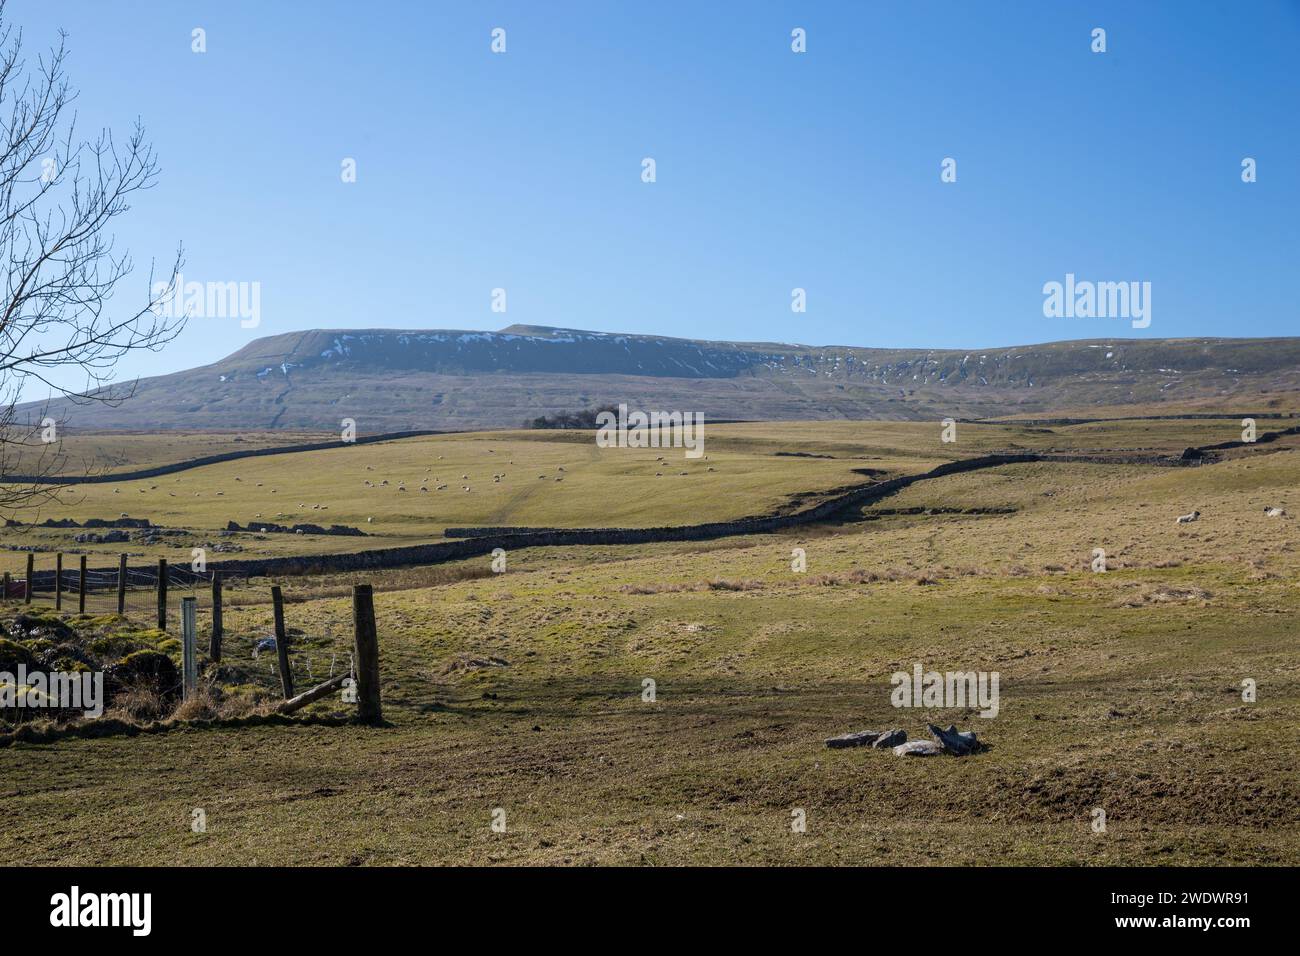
xmin=555 ymin=477 xmax=564 ymax=482
xmin=1176 ymin=510 xmax=1201 ymax=524
xmin=1264 ymin=506 xmax=1287 ymax=518
xmin=436 ymin=484 xmax=447 ymax=490
xmin=557 ymin=466 xmax=565 ymax=472
xmin=366 ymin=517 xmax=373 ymax=523
xmin=461 ymin=474 xmax=469 ymax=480
xmin=463 ymin=485 xmax=471 ymax=492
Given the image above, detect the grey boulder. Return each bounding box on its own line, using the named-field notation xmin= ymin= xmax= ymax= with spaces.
xmin=824 ymin=730 xmax=883 ymax=749
xmin=927 ymin=723 xmax=980 ymax=756
xmin=893 ymin=740 xmax=944 ymax=757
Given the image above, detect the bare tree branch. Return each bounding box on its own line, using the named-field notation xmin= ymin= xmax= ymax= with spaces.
xmin=0 ymin=0 xmax=184 ymax=516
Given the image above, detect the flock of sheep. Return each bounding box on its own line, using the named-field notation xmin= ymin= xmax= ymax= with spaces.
xmin=1175 ymin=506 xmax=1286 ymax=524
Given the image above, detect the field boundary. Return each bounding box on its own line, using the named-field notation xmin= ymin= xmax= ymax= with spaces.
xmin=14 ymin=423 xmax=1299 ymax=584
xmin=2 ymin=429 xmax=452 ymax=485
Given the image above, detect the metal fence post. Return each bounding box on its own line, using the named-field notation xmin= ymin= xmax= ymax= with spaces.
xmin=181 ymin=597 xmax=198 ymax=699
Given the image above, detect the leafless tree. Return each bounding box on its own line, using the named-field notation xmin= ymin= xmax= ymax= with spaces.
xmin=0 ymin=0 xmax=183 ymax=517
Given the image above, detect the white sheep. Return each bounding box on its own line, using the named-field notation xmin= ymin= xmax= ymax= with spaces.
xmin=1264 ymin=506 xmax=1287 ymax=518
xmin=1175 ymin=510 xmax=1200 ymax=524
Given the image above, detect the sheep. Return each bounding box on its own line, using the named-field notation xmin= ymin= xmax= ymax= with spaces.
xmin=555 ymin=477 xmax=564 ymax=482
xmin=1264 ymin=506 xmax=1287 ymax=518
xmin=1175 ymin=510 xmax=1201 ymax=524
xmin=366 ymin=517 xmax=373 ymax=523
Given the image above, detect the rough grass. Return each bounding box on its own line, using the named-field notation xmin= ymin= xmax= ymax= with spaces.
xmin=0 ymin=430 xmax=1296 ymax=865
xmin=0 ymin=418 xmax=1275 ymax=574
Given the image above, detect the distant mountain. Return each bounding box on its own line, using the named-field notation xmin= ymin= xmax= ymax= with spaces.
xmin=19 ymin=326 xmax=1300 ymax=431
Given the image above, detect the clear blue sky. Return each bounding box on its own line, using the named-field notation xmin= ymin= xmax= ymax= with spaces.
xmin=12 ymin=0 xmax=1299 ymax=395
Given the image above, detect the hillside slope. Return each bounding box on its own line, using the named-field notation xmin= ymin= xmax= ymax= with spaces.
xmin=17 ymin=326 xmax=1300 ymax=431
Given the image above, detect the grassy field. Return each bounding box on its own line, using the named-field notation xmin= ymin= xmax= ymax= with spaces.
xmin=0 ymin=419 xmax=1296 ymax=865
xmin=0 ymin=418 xmax=1280 ymax=574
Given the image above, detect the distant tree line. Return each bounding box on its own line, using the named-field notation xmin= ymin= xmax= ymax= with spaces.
xmin=526 ymin=404 xmax=619 ymax=429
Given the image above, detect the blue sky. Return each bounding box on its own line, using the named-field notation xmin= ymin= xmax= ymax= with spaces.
xmin=11 ymin=0 xmax=1299 ymax=395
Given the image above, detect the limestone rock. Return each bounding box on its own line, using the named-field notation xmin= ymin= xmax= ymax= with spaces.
xmin=894 ymin=740 xmax=944 ymax=757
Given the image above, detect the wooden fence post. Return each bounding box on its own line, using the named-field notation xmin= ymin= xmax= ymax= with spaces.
xmin=352 ymin=583 xmax=382 ymax=723
xmin=78 ymin=555 xmax=87 ymax=614
xmin=209 ymin=572 xmax=223 ymax=662
xmin=55 ymin=553 xmax=63 ymax=610
xmin=24 ymin=553 xmax=33 ymax=604
xmin=271 ymin=585 xmax=293 ymax=698
xmin=117 ymin=553 xmax=127 ymax=614
xmin=157 ymin=558 xmax=167 ymax=630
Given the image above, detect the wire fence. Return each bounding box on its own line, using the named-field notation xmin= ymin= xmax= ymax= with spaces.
xmin=3 ymin=555 xmax=360 ymax=692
